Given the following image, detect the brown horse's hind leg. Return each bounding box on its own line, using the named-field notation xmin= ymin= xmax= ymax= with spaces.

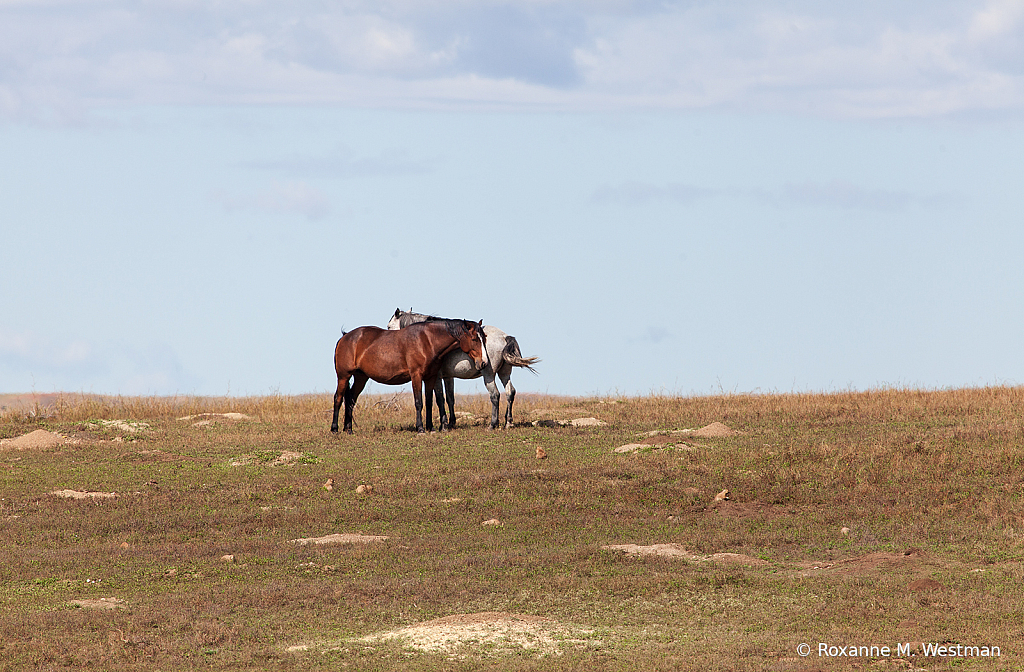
xmin=343 ymin=372 xmax=368 ymax=433
xmin=331 ymin=374 xmax=348 ymax=433
xmin=424 ymin=374 xmax=441 ymax=432
xmin=411 ymin=375 xmax=425 ymax=433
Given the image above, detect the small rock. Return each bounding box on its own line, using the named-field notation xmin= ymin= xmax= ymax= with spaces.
xmin=220 ymin=554 xmax=235 ymax=563
xmin=119 ymin=542 xmax=130 ymax=549
xmin=481 ymin=518 xmax=502 ymax=527
xmin=535 ymin=446 xmax=547 ymax=460
xmin=714 ymin=489 xmax=730 ymax=502
xmin=614 ymin=443 xmax=645 ymax=453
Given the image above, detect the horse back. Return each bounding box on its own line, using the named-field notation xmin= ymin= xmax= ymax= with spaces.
xmin=335 ymin=327 xmax=412 ymax=382
xmin=335 ymin=323 xmax=459 ymax=384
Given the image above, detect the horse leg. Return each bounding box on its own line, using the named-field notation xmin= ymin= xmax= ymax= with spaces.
xmin=331 ymin=374 xmax=349 ymax=433
xmin=343 ymin=372 xmax=368 ymax=433
xmin=443 ymin=377 xmax=456 ymax=428
xmin=424 ymin=373 xmax=440 ymax=432
xmin=499 ymin=366 xmax=516 ymax=428
xmin=433 ymin=378 xmax=447 ymax=430
xmin=411 ymin=375 xmax=425 ymax=433
xmin=482 ymin=368 xmax=500 ymax=430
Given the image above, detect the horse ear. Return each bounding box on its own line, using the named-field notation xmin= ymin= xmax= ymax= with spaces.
xmin=394 ymin=308 xmax=401 ymax=317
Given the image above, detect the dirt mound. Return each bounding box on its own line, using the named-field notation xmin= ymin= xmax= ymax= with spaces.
xmin=908 ymin=578 xmax=945 ymax=592
xmin=693 ymin=422 xmax=737 ymax=437
xmin=351 ymin=611 xmax=599 ymax=657
xmin=1 ymin=429 xmax=66 ymax=450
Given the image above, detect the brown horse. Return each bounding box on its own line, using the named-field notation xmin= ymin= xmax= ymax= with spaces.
xmin=331 ymin=319 xmax=486 ymax=434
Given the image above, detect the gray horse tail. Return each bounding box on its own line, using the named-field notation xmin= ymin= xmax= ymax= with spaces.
xmin=502 ymin=336 xmax=539 ymax=373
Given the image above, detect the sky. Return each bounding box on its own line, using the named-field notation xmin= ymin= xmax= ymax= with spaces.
xmin=2 ymin=0 xmax=1024 ymax=398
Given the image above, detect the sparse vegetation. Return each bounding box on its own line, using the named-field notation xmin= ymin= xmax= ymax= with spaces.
xmin=2 ymin=387 xmax=1023 ymax=670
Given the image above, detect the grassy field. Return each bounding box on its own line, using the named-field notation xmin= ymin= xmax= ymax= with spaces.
xmin=1 ymin=388 xmax=1023 ymax=671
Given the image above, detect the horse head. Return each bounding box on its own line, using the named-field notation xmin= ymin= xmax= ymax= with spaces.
xmin=455 ymin=319 xmax=488 ymax=371
xmin=387 ymin=308 xmax=404 ymax=330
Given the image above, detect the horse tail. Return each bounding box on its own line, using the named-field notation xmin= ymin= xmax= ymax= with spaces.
xmin=502 ymin=336 xmax=539 ymax=373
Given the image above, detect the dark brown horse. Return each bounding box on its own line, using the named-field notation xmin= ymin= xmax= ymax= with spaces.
xmin=330 ymin=319 xmax=486 ymax=434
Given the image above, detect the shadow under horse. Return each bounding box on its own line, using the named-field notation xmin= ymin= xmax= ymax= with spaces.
xmin=331 ymin=319 xmax=486 ymax=433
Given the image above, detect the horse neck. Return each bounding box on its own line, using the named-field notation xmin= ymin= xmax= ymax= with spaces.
xmin=399 ymin=312 xmax=435 ymax=328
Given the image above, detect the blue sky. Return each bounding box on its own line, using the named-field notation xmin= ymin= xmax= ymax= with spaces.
xmin=2 ymin=1 xmax=1023 ymax=397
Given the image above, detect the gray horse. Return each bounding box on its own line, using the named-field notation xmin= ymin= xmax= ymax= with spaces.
xmin=388 ymin=309 xmax=538 ymax=429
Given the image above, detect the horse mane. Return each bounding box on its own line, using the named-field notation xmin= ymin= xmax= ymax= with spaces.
xmin=442 ymin=319 xmax=477 ymax=341
xmin=397 ymin=310 xmax=446 ymax=329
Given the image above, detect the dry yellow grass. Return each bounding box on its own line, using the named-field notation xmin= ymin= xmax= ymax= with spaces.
xmin=1 ymin=387 xmax=1022 ymax=670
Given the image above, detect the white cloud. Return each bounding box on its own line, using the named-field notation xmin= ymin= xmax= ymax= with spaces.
xmin=1 ymin=1 xmax=1023 ymax=119
xmin=969 ymin=0 xmax=1024 ymax=41
xmin=0 ymin=326 xmax=200 ymax=394
xmin=591 ymin=179 xmax=958 ymax=211
xmin=244 ymin=145 xmax=429 ymax=178
xmin=591 ymin=181 xmax=713 ymax=205
xmin=0 ymin=326 xmax=95 ymax=369
xmin=213 ymin=180 xmax=332 ymax=220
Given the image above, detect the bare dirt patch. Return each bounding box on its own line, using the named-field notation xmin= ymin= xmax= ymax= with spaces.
xmin=614 ymin=434 xmax=699 ymax=453
xmin=601 ymin=543 xmax=768 ymax=566
xmin=94 ymin=419 xmax=150 ymax=433
xmin=230 ymin=450 xmax=306 ymax=467
xmin=52 ymin=489 xmax=117 ymax=500
xmin=346 ymin=611 xmax=600 ymax=657
xmin=68 ymin=598 xmax=126 ymax=610
xmin=178 ymin=412 xmax=251 ymax=422
xmin=288 ymin=533 xmax=388 ymax=546
xmin=531 ymin=417 xmax=607 ymax=428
